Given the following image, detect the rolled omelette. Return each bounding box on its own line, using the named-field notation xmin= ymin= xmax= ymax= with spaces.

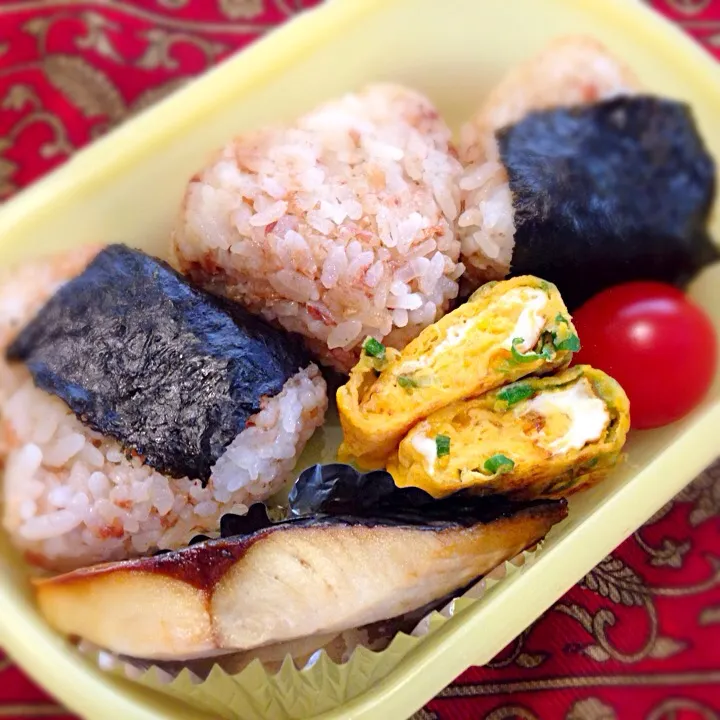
xmin=387 ymin=365 xmax=630 ymax=499
xmin=337 ymin=276 xmax=577 ymax=468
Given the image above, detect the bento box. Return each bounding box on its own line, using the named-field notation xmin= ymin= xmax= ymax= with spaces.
xmin=1 ymin=0 xmax=719 ymax=718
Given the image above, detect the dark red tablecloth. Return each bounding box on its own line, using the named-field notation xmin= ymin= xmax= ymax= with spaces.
xmin=0 ymin=2 xmax=719 ymax=718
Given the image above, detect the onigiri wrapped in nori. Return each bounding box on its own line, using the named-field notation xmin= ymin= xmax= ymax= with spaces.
xmin=458 ymin=35 xmax=641 ymax=286
xmin=457 ymin=36 xmax=717 ymax=307
xmin=172 ymin=84 xmax=464 ymax=373
xmin=0 ymin=245 xmax=327 ymax=571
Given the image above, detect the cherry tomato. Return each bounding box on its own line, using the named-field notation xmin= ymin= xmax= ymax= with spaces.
xmin=571 ymin=282 xmax=717 ymax=429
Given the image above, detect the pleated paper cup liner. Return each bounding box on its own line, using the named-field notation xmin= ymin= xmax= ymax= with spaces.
xmin=76 ymin=541 xmax=543 ymax=720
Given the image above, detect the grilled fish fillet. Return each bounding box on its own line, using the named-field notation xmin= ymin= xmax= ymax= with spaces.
xmin=36 ymin=501 xmax=566 ymax=661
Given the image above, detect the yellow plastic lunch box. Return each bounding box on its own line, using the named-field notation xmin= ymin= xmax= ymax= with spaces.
xmin=0 ymin=0 xmax=718 ymax=718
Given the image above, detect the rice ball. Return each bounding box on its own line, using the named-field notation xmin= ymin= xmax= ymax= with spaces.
xmin=172 ymin=84 xmax=464 ymax=373
xmin=457 ymin=36 xmax=641 ymax=287
xmin=0 ymin=250 xmax=327 ymax=571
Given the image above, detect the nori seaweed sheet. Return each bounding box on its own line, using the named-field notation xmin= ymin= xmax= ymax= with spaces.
xmin=7 ymin=244 xmax=311 ymax=483
xmin=498 ymin=95 xmax=717 ymax=309
xmin=188 ymin=463 xmax=565 ymax=543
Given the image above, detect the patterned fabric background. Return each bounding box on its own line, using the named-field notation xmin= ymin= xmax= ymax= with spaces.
xmin=0 ymin=1 xmax=719 ymax=718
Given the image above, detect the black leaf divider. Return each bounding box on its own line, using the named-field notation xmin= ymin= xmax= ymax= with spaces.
xmin=190 ymin=463 xmax=562 ymax=545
